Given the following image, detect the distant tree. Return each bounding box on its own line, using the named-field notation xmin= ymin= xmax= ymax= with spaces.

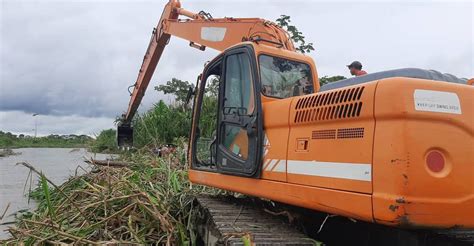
xmin=205 ymin=77 xmax=219 ymax=98
xmin=79 ymin=135 xmax=92 ymax=140
xmin=319 ymin=75 xmax=346 ymax=86
xmin=1 ymin=137 xmax=13 ymax=147
xmin=276 ymin=15 xmax=315 ymax=54
xmin=154 ymin=78 xmax=193 ymax=105
xmin=4 ymin=132 xmax=16 ymax=139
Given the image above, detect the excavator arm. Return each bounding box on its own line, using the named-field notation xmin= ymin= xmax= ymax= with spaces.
xmin=117 ymin=0 xmax=295 ymax=147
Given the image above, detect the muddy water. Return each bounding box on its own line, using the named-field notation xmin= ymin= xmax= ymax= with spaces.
xmin=0 ymin=148 xmax=115 ymax=239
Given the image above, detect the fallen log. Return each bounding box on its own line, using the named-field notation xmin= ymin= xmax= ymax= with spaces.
xmin=84 ymin=159 xmax=130 ymax=168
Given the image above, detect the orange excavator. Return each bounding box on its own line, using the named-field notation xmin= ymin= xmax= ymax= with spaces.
xmin=118 ymin=0 xmax=473 ymax=244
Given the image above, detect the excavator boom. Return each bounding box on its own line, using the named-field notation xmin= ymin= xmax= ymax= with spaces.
xmin=121 ymin=0 xmax=179 ymax=125
xmin=118 ymin=0 xmax=295 ymax=147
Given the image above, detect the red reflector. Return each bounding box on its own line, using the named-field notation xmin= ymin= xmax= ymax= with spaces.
xmin=426 ymin=151 xmax=445 ymax=173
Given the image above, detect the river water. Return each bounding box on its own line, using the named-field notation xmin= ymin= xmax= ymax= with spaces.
xmin=0 ymin=148 xmax=115 ymax=239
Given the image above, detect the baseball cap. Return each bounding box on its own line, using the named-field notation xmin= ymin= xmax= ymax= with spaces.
xmin=347 ymin=61 xmax=363 ymax=69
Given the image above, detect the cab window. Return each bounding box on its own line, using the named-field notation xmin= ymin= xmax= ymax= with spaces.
xmin=259 ymin=55 xmax=313 ymax=98
xmin=224 ymin=53 xmax=255 ymax=115
xmin=220 ymin=52 xmax=255 ymax=160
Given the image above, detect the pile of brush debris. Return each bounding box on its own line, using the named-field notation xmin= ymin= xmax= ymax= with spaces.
xmin=0 ymin=148 xmax=21 ymax=157
xmin=1 ymin=147 xmax=220 ymax=245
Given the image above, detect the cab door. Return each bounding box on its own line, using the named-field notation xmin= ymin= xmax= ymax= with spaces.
xmin=215 ymin=46 xmax=262 ymax=177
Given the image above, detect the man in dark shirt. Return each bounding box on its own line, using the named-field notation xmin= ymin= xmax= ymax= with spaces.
xmin=347 ymin=61 xmax=367 ymax=76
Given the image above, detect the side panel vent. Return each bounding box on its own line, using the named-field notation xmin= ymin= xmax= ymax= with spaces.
xmin=312 ymin=129 xmax=336 ymax=139
xmin=337 ymin=128 xmax=364 ymax=139
xmin=311 ymin=128 xmax=365 ymax=140
xmin=294 ymin=86 xmax=365 ymax=123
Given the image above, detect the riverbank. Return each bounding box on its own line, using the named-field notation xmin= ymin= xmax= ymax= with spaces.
xmin=1 ymin=144 xmax=90 ymax=149
xmin=0 ymin=142 xmax=90 ymax=149
xmin=0 ymin=146 xmax=220 ymax=244
xmin=0 ymin=132 xmax=93 ymax=149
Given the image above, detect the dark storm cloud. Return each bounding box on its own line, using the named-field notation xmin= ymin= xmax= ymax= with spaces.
xmin=1 ymin=1 xmax=170 ymax=117
xmin=0 ymin=1 xmax=223 ymax=119
xmin=0 ymin=0 xmax=472 ymax=135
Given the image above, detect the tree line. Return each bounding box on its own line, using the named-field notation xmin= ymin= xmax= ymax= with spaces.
xmin=0 ymin=131 xmax=93 ymax=148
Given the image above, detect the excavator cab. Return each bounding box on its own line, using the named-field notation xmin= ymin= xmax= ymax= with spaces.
xmin=189 ymin=42 xmax=318 ymax=177
xmin=190 ymin=45 xmax=262 ymax=177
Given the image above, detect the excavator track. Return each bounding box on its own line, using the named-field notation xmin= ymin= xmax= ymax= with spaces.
xmin=194 ymin=196 xmax=316 ymax=245
xmin=194 ymin=195 xmax=474 ymax=246
xmin=436 ymin=229 xmax=474 ymax=245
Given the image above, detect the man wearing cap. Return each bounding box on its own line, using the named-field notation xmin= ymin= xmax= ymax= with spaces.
xmin=347 ymin=61 xmax=367 ymax=77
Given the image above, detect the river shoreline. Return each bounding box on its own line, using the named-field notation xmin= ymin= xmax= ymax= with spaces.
xmin=0 ymin=145 xmax=89 ymax=149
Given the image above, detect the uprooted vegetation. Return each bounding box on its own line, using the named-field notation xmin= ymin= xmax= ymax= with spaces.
xmin=2 ymin=144 xmax=223 ymax=245
xmin=0 ymin=148 xmax=21 ymax=157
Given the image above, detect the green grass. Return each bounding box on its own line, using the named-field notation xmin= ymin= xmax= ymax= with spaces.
xmin=88 ymin=128 xmax=117 ymax=153
xmin=40 ymin=174 xmax=55 ymax=220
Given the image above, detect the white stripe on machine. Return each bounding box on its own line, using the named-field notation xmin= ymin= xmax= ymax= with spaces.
xmin=271 ymin=161 xmax=286 ymax=172
xmin=286 ymin=160 xmax=372 ymax=182
xmin=264 ymin=159 xmax=279 ymax=171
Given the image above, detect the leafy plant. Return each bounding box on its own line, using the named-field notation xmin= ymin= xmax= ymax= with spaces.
xmin=155 ymin=78 xmax=193 ymax=105
xmin=319 ymin=75 xmax=347 ymax=86
xmin=40 ymin=174 xmax=55 ymax=220
xmin=276 ymin=15 xmax=315 ymax=54
xmin=132 ymin=100 xmax=191 ymax=147
xmin=89 ymin=128 xmax=116 ymax=153
xmin=123 ymin=76 xmax=218 ymax=149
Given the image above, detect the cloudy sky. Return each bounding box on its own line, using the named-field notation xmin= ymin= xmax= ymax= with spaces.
xmin=0 ymin=0 xmax=472 ymax=136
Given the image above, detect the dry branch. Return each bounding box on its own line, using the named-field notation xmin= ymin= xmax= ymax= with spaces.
xmin=85 ymin=159 xmax=130 ymax=168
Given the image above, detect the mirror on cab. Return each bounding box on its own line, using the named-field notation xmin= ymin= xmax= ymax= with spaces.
xmin=185 ymin=86 xmax=195 ymax=106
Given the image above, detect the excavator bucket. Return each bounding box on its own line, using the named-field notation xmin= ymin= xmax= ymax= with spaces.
xmin=117 ymin=124 xmax=133 ymax=148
